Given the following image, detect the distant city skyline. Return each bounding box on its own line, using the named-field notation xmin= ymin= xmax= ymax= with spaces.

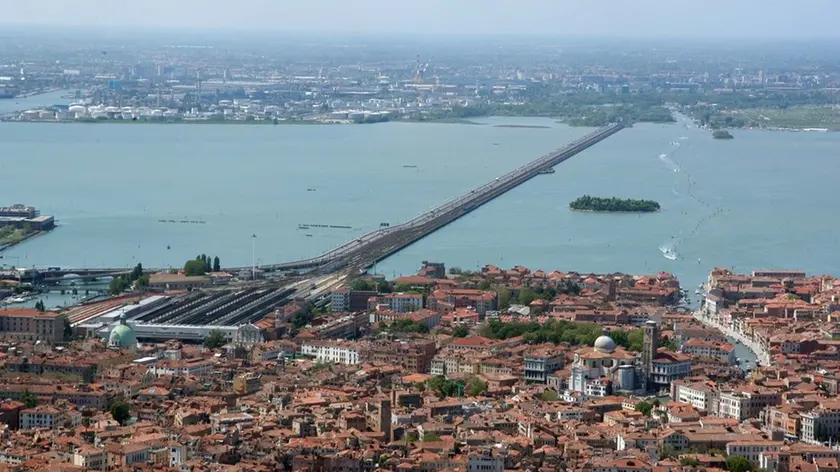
xmin=3 ymin=0 xmax=840 ymax=38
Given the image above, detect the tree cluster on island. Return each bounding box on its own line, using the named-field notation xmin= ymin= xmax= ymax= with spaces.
xmin=712 ymin=129 xmax=734 ymax=139
xmin=569 ymin=195 xmax=660 ymax=213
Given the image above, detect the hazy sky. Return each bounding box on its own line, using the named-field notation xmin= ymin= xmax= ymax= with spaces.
xmin=3 ymin=0 xmax=839 ymax=38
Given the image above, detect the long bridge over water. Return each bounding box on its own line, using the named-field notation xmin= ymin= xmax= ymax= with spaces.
xmin=27 ymin=123 xmax=623 ymax=283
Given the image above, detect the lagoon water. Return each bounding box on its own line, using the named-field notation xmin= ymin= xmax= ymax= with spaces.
xmin=2 ymin=112 xmax=840 ymax=301
xmin=0 ymin=90 xmax=71 ymax=114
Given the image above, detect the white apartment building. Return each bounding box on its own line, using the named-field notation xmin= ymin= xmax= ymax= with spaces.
xmin=672 ymin=381 xmax=717 ymax=412
xmin=374 ymin=293 xmax=423 ymax=313
xmin=718 ymin=389 xmax=781 ymax=421
xmin=467 ymin=452 xmax=504 ymax=472
xmin=72 ymin=447 xmax=106 ymax=470
xmin=800 ymin=401 xmax=840 ymax=444
xmin=300 ymin=341 xmax=362 ymax=365
xmin=726 ymin=441 xmax=783 ymax=468
xmin=20 ymin=405 xmax=80 ymax=430
xmin=650 ymin=351 xmax=692 ymax=389
xmin=682 ymin=339 xmax=736 ymax=365
xmin=148 ymin=359 xmax=214 ymax=378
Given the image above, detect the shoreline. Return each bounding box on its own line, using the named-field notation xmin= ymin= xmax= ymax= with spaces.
xmin=0 ymin=230 xmax=50 ymax=254
xmin=493 ymin=124 xmax=551 ymax=129
xmin=4 ymin=117 xmax=836 ymax=132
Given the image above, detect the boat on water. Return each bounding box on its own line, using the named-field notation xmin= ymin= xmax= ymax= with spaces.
xmin=663 ymin=251 xmax=677 ymax=260
xmin=694 ymin=289 xmax=701 ymax=295
xmin=402 ymin=165 xmax=418 ymax=168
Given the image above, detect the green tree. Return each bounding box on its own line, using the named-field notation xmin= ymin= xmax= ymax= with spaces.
xmin=131 ymin=263 xmax=143 ymax=281
xmin=427 ymin=377 xmax=462 ymax=399
xmin=725 ymin=455 xmax=754 ymax=472
xmin=386 ymin=319 xmax=429 ymax=334
xmin=497 ymin=287 xmax=511 ymax=309
xmin=422 ymin=433 xmax=442 ymax=442
xmin=452 ymin=325 xmax=469 ymax=338
xmin=557 ymin=280 xmax=581 ymax=295
xmin=109 ymin=399 xmax=131 ymax=425
xmin=184 ymin=258 xmax=209 ymax=276
xmin=213 ymin=256 xmax=221 ymax=272
xmin=627 ymin=329 xmax=645 ymax=352
xmin=20 ymin=390 xmax=37 ymax=408
xmin=291 ymin=310 xmax=314 ymax=329
xmin=541 ymin=390 xmax=559 ymax=401
xmin=136 ymin=274 xmax=150 ymax=289
xmin=349 ymin=279 xmax=373 ymax=291
xmin=635 ymin=400 xmax=653 ymax=416
xmin=109 ymin=276 xmax=129 ymax=295
xmin=34 ymin=300 xmax=45 ymax=312
xmin=465 ymin=377 xmax=488 ymax=397
xmin=680 ymin=457 xmax=700 ymax=467
xmin=517 ymin=287 xmax=537 ymax=306
xmin=393 ymin=283 xmax=414 ymax=293
xmin=482 ymin=319 xmax=603 ymax=346
xmin=203 ymin=329 xmax=227 ymax=349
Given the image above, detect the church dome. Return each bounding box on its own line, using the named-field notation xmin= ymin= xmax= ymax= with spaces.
xmin=108 ymin=313 xmax=137 ymax=348
xmin=593 ymin=335 xmax=616 ymax=353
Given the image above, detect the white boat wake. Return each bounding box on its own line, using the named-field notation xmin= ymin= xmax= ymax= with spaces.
xmin=659 ymin=242 xmax=679 ymax=261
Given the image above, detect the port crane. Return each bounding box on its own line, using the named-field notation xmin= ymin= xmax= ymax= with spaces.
xmin=413 ymin=55 xmax=432 ymax=84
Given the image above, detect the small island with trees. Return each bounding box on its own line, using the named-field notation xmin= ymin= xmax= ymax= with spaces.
xmin=712 ymin=129 xmax=734 ymax=139
xmin=569 ymin=195 xmax=661 ymax=213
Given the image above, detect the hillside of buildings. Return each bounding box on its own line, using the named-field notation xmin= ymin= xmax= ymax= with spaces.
xmin=1 ymin=262 xmax=839 ymax=470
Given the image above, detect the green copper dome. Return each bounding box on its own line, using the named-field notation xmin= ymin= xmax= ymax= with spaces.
xmin=108 ymin=313 xmax=137 ymax=348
